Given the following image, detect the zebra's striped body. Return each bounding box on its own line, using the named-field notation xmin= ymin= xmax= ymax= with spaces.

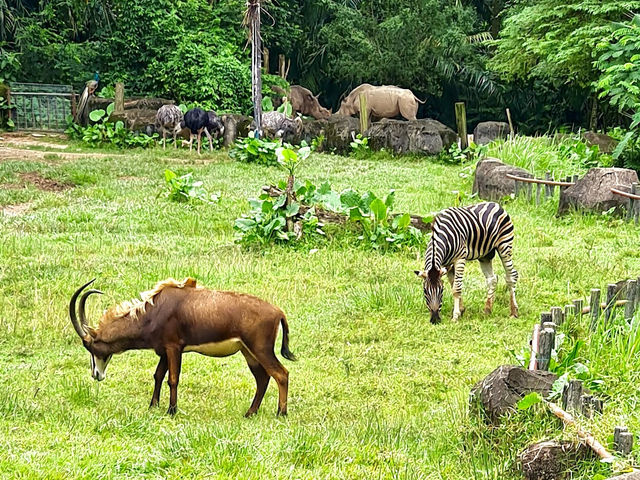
xmin=415 ymin=202 xmax=518 ymax=323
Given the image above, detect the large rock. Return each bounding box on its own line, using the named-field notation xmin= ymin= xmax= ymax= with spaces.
xmin=470 ymin=365 xmax=557 ymax=423
xmin=474 ymin=121 xmax=510 ymax=145
xmin=520 ymin=441 xmax=592 ymax=480
xmin=365 ymin=118 xmax=457 ymax=155
xmin=110 ymin=109 xmax=158 ymax=132
xmin=222 ymin=114 xmax=252 ymax=147
xmin=294 ymin=115 xmax=361 ymax=153
xmin=583 ymin=131 xmax=618 ymax=154
xmin=86 ymin=96 xmax=175 ymax=130
xmin=558 ymin=167 xmax=639 ymax=215
xmin=604 ymin=473 xmax=640 ymax=480
xmin=473 ymin=158 xmax=533 ymax=201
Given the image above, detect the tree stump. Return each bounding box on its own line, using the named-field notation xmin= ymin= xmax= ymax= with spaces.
xmin=520 ymin=440 xmax=592 ymax=480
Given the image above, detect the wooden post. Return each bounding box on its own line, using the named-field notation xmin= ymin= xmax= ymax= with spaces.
xmin=551 ymin=306 xmax=563 ymax=326
xmin=262 ymin=48 xmax=269 ymax=74
xmin=589 ymin=289 xmax=601 ymax=331
xmin=633 ymin=183 xmax=640 ymax=224
xmin=535 ymin=183 xmax=541 ymax=205
xmin=573 ymin=299 xmax=583 ymax=318
xmin=248 ymin=0 xmax=263 ymax=138
xmin=454 ymin=102 xmax=468 ymax=149
xmin=545 ymin=171 xmax=552 ymax=199
xmin=614 ymin=427 xmax=634 ymax=455
xmin=506 ymin=108 xmax=514 ymax=137
xmin=526 ymin=183 xmax=532 ymax=201
xmin=604 ymin=283 xmax=617 ymax=327
xmin=537 ymin=327 xmax=554 ymax=371
xmin=625 ymin=280 xmax=637 ymax=321
xmin=540 ymin=312 xmax=552 ymax=326
xmin=515 ymin=180 xmax=521 ymax=197
xmin=627 ymin=182 xmax=637 ymax=221
xmin=359 ymin=93 xmax=369 ymax=134
xmin=114 ymin=82 xmax=125 ymax=115
xmin=636 ymin=276 xmax=640 ymax=308
xmin=561 ymin=380 xmax=583 ymax=413
xmin=529 ymin=324 xmax=541 ymax=370
xmin=591 ymin=397 xmax=603 ymax=414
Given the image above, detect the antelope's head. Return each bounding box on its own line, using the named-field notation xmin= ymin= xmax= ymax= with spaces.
xmin=414 ymin=267 xmax=447 ymax=324
xmin=69 ymin=279 xmax=112 ymax=381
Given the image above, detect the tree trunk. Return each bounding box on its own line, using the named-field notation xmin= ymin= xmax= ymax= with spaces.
xmin=249 ymin=1 xmax=262 ymax=138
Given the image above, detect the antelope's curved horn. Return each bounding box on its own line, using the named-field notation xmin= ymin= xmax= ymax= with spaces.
xmin=69 ymin=279 xmax=96 ymax=340
xmin=79 ymin=289 xmax=103 ymax=336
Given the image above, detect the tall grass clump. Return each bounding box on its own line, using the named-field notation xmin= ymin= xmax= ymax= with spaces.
xmin=486 ymin=135 xmax=612 ymax=178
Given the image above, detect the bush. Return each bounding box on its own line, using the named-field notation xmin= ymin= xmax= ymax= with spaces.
xmin=229 ymin=137 xmax=281 ymax=166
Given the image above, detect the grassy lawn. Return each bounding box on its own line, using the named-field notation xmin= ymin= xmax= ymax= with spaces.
xmin=1 ymin=140 xmax=639 ymax=479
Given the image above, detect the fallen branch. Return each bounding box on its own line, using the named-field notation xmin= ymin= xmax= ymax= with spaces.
xmin=545 ymin=400 xmax=614 ymax=462
xmin=263 ymin=185 xmax=432 ymax=232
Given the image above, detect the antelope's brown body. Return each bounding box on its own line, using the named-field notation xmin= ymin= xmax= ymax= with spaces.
xmin=69 ymin=278 xmax=295 ymax=417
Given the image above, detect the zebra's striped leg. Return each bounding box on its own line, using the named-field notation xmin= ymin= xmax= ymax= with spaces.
xmin=479 ymin=259 xmax=498 ymax=314
xmin=452 ymin=259 xmax=466 ymax=321
xmin=498 ymin=246 xmax=519 ymax=317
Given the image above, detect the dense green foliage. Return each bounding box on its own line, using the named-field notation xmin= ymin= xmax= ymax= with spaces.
xmin=4 ymin=1 xmax=640 ymax=132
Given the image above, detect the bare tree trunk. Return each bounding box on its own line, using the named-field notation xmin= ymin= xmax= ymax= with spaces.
xmin=248 ymin=1 xmax=262 ymax=138
xmin=589 ymin=95 xmax=598 ymax=131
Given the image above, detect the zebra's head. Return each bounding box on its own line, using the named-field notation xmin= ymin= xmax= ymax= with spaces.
xmin=414 ymin=267 xmax=447 ymax=323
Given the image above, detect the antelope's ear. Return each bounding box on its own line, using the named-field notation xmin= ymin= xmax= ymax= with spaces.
xmin=414 ymin=270 xmax=427 ymax=279
xmin=440 ymin=267 xmax=448 ymax=277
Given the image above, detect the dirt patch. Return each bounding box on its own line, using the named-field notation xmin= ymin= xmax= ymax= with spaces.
xmin=0 ymin=133 xmax=69 ymax=150
xmin=0 ymin=146 xmax=124 ymax=163
xmin=1 ymin=202 xmax=32 ymax=217
xmin=19 ymin=172 xmax=72 ymax=192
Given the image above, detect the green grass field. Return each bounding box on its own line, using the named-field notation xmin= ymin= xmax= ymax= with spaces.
xmin=1 ymin=140 xmax=639 ymax=479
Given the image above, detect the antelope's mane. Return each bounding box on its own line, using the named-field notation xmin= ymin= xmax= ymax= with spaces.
xmin=101 ymin=277 xmax=199 ymax=324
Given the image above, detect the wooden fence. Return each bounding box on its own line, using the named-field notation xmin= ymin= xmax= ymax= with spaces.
xmin=508 ymin=172 xmax=576 ymax=205
xmin=611 ymin=184 xmax=640 ymax=224
xmin=528 ymin=276 xmax=639 ymax=456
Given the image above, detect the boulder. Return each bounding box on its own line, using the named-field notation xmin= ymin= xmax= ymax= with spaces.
xmin=520 ymin=441 xmax=593 ymax=480
xmin=365 ymin=118 xmax=457 ymax=155
xmin=558 ymin=167 xmax=639 ymax=215
xmin=294 ymin=115 xmax=361 ymax=153
xmin=604 ymin=473 xmax=640 ymax=480
xmin=473 ymin=121 xmax=510 ymax=145
xmin=470 ymin=365 xmax=557 ymax=423
xmin=473 ymin=158 xmax=534 ymax=201
xmin=582 ymin=131 xmax=618 ymax=154
xmin=223 ymin=114 xmax=252 ymax=147
xmin=86 ymin=96 xmax=175 ymax=129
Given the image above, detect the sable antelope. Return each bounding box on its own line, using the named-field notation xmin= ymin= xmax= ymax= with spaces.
xmin=69 ymin=278 xmax=296 ymax=416
xmin=415 ymin=202 xmax=518 ymax=323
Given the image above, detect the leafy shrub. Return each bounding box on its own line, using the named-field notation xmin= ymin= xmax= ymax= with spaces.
xmin=350 ymin=134 xmax=370 ymax=158
xmin=439 ymin=141 xmax=488 ymax=164
xmin=163 ymin=169 xmax=219 ymax=204
xmin=229 ymin=137 xmax=281 ymax=166
xmin=66 ymin=107 xmax=157 ymax=149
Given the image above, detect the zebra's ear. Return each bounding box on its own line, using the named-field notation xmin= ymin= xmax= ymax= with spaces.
xmin=439 ymin=267 xmax=448 ymax=277
xmin=414 ymin=270 xmax=427 ymax=279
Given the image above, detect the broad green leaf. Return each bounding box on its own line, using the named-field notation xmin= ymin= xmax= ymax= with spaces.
xmin=369 ymin=198 xmax=388 ymax=223
xmin=89 ymin=109 xmax=106 ymax=122
xmin=517 ymin=392 xmax=543 ymax=410
xmin=273 ymin=194 xmax=287 ymax=209
xmin=164 ymin=169 xmax=177 ymax=182
xmin=106 ymin=102 xmax=115 ymax=116
xmin=395 ymin=213 xmax=411 ymax=230
xmin=340 ymin=189 xmax=361 ymax=208
xmin=234 ymin=218 xmax=257 ymax=232
xmin=285 ymin=202 xmax=300 ymax=217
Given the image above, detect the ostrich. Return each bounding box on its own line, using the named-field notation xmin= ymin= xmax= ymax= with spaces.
xmin=155 ymin=105 xmax=184 ymax=149
xmin=182 ymin=108 xmax=208 ymax=154
xmin=203 ymin=111 xmax=225 ymax=151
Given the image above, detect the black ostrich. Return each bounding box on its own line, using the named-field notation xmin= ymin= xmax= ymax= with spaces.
xmin=182 ymin=108 xmax=209 ymax=154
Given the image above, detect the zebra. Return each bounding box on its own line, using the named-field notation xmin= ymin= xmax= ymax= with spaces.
xmin=414 ymin=202 xmax=519 ymax=323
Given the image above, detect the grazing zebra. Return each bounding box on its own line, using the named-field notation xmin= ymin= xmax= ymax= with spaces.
xmin=414 ymin=202 xmax=518 ymax=323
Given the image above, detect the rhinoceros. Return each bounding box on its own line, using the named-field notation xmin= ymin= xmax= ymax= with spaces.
xmin=271 ymin=85 xmax=331 ymax=120
xmin=338 ymin=85 xmax=425 ymax=121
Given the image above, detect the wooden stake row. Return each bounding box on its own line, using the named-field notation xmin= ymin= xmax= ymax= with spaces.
xmin=512 ymin=172 xmax=577 ymax=204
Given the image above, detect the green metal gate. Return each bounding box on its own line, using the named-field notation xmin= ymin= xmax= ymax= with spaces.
xmin=9 ymin=83 xmax=76 ymax=131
